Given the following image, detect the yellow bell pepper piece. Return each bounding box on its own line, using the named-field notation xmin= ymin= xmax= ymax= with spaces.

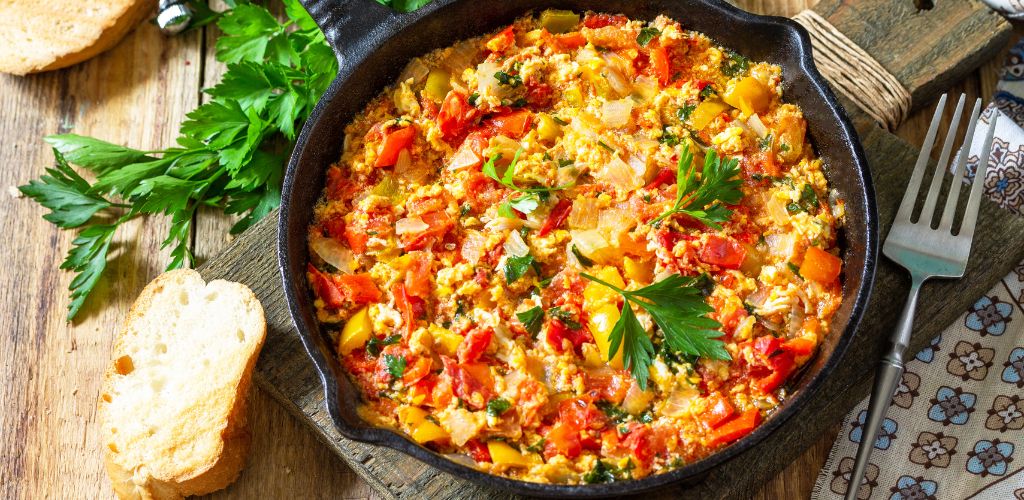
xmin=539 ymin=9 xmax=580 ymax=34
xmin=398 ymin=406 xmax=428 ymax=427
xmin=583 ymin=266 xmax=625 ymax=306
xmin=564 ymin=87 xmax=583 ymax=108
xmin=623 ymin=256 xmax=654 ymax=283
xmin=688 ymin=100 xmax=731 ymax=130
xmin=424 ymin=68 xmax=452 ymax=101
xmin=411 ymin=420 xmax=450 ymax=443
xmin=428 ymin=324 xmax=464 ymax=357
xmin=487 ymin=441 xmax=541 ymax=467
xmin=722 ymin=77 xmax=771 ymax=116
xmin=338 ymin=306 xmax=372 ymax=355
xmin=587 ymin=303 xmax=625 ymax=369
xmin=537 ymin=113 xmax=562 ymax=143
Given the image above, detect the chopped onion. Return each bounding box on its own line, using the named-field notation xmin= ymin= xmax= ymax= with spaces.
xmin=766 ymin=233 xmax=797 ymax=260
xmin=601 ymin=53 xmax=633 ymax=97
xmin=663 ymin=387 xmax=699 ymax=417
xmin=476 ymin=61 xmax=505 ymax=98
xmin=309 ymin=234 xmax=354 ymax=273
xmin=443 ymin=40 xmax=479 ymax=77
xmin=746 ymin=285 xmax=770 ymax=308
xmin=594 ymin=155 xmax=642 ymax=191
xmin=788 ymin=300 xmax=806 ymax=338
xmin=460 ymin=230 xmax=487 ymax=265
xmin=765 ymin=195 xmax=791 ymax=225
xmin=484 ymin=216 xmax=522 ymax=231
xmin=443 ymin=453 xmax=478 ymax=468
xmin=394 ymin=149 xmax=430 ymax=184
xmin=449 ymin=143 xmax=480 ymax=170
xmin=438 ymin=409 xmax=484 ymax=446
xmin=485 ymin=135 xmax=521 ymax=162
xmin=628 ymin=153 xmax=649 ymax=181
xmin=601 ymin=99 xmax=633 ymax=128
xmin=399 ymin=59 xmax=430 ymax=84
xmin=632 ymin=76 xmax=659 ymax=102
xmin=747 ymin=114 xmax=769 ymax=138
xmin=503 ymin=229 xmax=530 ymax=257
xmin=395 ymin=216 xmax=429 ymax=235
xmin=621 ymin=381 xmax=654 ymax=414
xmin=598 ymin=207 xmax=635 ymax=238
xmin=570 ymin=229 xmax=611 ymax=260
xmin=568 ymin=198 xmax=600 ymax=229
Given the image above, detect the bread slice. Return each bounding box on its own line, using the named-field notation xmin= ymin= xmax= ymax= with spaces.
xmin=0 ymin=0 xmax=153 ymax=75
xmin=99 ymin=269 xmax=266 ymax=500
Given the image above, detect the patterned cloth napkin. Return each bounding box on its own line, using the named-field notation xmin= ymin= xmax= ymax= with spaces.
xmin=811 ymin=41 xmax=1024 ymax=500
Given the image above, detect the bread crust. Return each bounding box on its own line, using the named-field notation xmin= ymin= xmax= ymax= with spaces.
xmin=99 ymin=269 xmax=266 ymax=500
xmin=0 ymin=0 xmax=155 ymax=75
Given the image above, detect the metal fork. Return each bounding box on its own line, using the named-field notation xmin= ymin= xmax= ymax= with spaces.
xmin=845 ymin=93 xmax=998 ymax=499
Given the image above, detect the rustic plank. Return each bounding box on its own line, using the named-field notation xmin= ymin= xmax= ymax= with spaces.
xmin=0 ymin=20 xmax=202 ymax=500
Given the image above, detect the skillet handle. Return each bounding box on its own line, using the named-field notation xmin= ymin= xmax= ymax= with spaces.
xmin=299 ymin=0 xmax=396 ymax=64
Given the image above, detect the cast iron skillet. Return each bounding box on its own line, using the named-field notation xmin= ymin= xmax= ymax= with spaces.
xmin=279 ymin=0 xmax=877 ymax=496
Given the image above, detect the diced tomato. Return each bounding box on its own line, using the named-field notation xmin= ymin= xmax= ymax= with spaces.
xmin=585 ymin=369 xmax=631 ymax=404
xmin=525 ymin=79 xmax=554 ymax=108
xmin=401 ymin=210 xmax=454 ymax=251
xmin=403 ymin=251 xmax=432 ymax=299
xmin=457 ymin=327 xmax=493 ymax=364
xmin=558 ymin=397 xmax=606 ymax=431
xmin=374 ymin=126 xmax=416 ymax=168
xmin=649 ymin=45 xmax=671 ymax=86
xmin=544 ymin=423 xmax=582 ymax=459
xmin=466 ymin=439 xmax=492 ymax=463
xmin=546 ymin=318 xmax=593 ymax=354
xmin=622 ymin=424 xmax=656 ymax=467
xmin=750 ymin=335 xmax=796 ymax=393
xmin=538 ymin=199 xmax=572 ymax=237
xmin=582 ymin=13 xmax=628 ymax=28
xmin=437 ymin=90 xmax=474 ymax=140
xmin=699 ymin=235 xmax=746 ymax=269
xmin=754 ymin=335 xmax=783 ymax=357
xmin=486 ymin=109 xmax=532 ymax=138
xmin=702 ymin=393 xmax=736 ymax=429
xmin=335 ymin=274 xmax=381 ymax=305
xmin=580 ymin=432 xmax=602 ymax=451
xmin=307 ymin=264 xmax=345 ymax=309
xmin=693 ymin=79 xmax=712 ymax=92
xmin=344 ymin=209 xmax=393 ymax=255
xmin=374 ymin=345 xmax=409 ymax=383
xmin=402 ymin=356 xmax=432 ymax=386
xmin=658 ymin=230 xmax=694 ymax=253
xmin=646 ymin=168 xmax=676 ymax=189
xmin=800 ymin=246 xmax=842 ymax=284
xmin=326 ymin=166 xmax=360 ymax=202
xmin=441 ymin=356 xmax=493 ymax=410
xmin=707 ymin=409 xmax=762 ymax=447
xmin=430 ymin=375 xmax=454 ymax=408
xmin=393 ymin=283 xmax=426 ymax=336
xmin=485 ymin=26 xmax=515 ymax=53
xmin=554 ymin=32 xmax=587 ymax=50
xmin=406 ymin=195 xmax=449 ymax=217
xmin=322 ymin=215 xmax=347 ymax=242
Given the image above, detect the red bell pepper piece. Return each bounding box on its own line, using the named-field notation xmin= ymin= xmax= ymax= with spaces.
xmin=649 ymin=45 xmax=671 ymax=86
xmin=582 ymin=13 xmax=628 ymax=28
xmin=465 ymin=439 xmax=493 ymax=462
xmin=486 ymin=109 xmax=532 ymax=138
xmin=645 ymin=167 xmax=676 ymax=189
xmin=335 ymin=273 xmax=382 ymax=305
xmin=485 ymin=26 xmax=515 ymax=53
xmin=457 ymin=327 xmax=493 ymax=364
xmin=374 ymin=126 xmax=415 ymax=168
xmin=707 ymin=408 xmax=762 ymax=447
xmin=437 ymin=90 xmax=473 ymax=140
xmin=538 ymin=199 xmax=573 ymax=236
xmin=702 ymin=392 xmax=736 ymax=429
xmin=307 ymin=263 xmax=345 ymax=309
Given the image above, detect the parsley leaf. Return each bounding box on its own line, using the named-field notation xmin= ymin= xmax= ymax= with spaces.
xmin=516 ymin=306 xmax=544 ymax=337
xmin=19 ymin=1 xmax=339 ymax=320
xmin=504 ymin=255 xmax=536 ymax=283
xmin=494 ymin=70 xmax=523 ymax=88
xmin=571 ymin=245 xmax=594 ymax=267
xmin=650 ymin=146 xmax=744 ymax=229
xmin=787 ymin=184 xmax=820 ymax=214
xmin=583 ymin=460 xmax=617 ymax=484
xmin=384 ymin=354 xmax=407 ymax=379
xmin=721 ymin=50 xmax=750 ymax=77
xmin=375 ymin=0 xmax=434 ymax=12
xmin=636 ymin=27 xmax=661 ymax=46
xmin=548 ymin=306 xmax=582 ymax=330
xmin=366 ymin=334 xmax=401 ymax=357
xmin=486 ymin=397 xmax=513 ymax=417
xmin=758 ymin=134 xmax=773 ymax=151
xmin=580 ymin=273 xmax=729 ymax=389
xmin=677 ymin=104 xmax=696 ymax=122
xmin=483 ymin=149 xmax=569 ymax=196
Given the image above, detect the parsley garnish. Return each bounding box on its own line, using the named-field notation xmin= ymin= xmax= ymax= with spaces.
xmin=468 ymin=92 xmax=480 ymax=106
xmin=384 ymin=354 xmax=407 ymax=379
xmin=597 ymin=140 xmax=616 ymax=153
xmin=636 ymin=27 xmax=661 ymax=46
xmin=650 ymin=146 xmax=743 ymax=229
xmin=786 ymin=184 xmax=820 ymax=214
xmin=374 ymin=0 xmax=434 ymax=12
xmin=678 ymin=104 xmax=696 ymax=122
xmin=779 ymin=143 xmax=791 ymax=152
xmin=659 ymin=128 xmax=681 ymax=146
xmin=552 ymin=116 xmax=569 ymax=126
xmin=525 ymin=439 xmax=546 ymax=453
xmin=584 ymin=460 xmax=616 ymax=484
xmin=787 ymin=262 xmax=803 ymax=278
xmin=548 ymin=306 xmax=582 ymax=330
xmin=571 ymin=245 xmax=594 ymax=267
xmin=595 ymin=401 xmax=631 ymax=423
xmin=504 ymin=255 xmax=536 ymax=283
xmin=516 ymin=306 xmax=544 ymax=337
xmin=18 ymin=1 xmax=337 ymax=320
xmin=721 ymin=50 xmax=750 ymax=77
xmin=483 ymin=150 xmax=568 ymax=216
xmin=494 ymin=70 xmax=523 ymax=88
xmin=486 ymin=397 xmax=513 ymax=417
xmin=580 ymin=273 xmax=729 ymax=389
xmin=699 ymin=85 xmax=718 ymax=100
xmin=758 ymin=134 xmax=773 ymax=151
xmin=366 ymin=334 xmax=401 ymax=357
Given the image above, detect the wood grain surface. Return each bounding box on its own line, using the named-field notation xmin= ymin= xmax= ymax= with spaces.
xmin=0 ymin=1 xmax=1017 ymax=499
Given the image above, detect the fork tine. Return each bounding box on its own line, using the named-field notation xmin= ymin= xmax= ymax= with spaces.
xmin=959 ymin=114 xmax=998 ymax=239
xmin=919 ymin=94 xmax=967 ymax=227
xmin=939 ymin=98 xmax=983 ymax=232
xmin=895 ymin=94 xmax=948 ymax=223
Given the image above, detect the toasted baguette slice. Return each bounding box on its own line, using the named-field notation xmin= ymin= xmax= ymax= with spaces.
xmin=99 ymin=269 xmax=266 ymax=500
xmin=0 ymin=0 xmax=153 ymax=75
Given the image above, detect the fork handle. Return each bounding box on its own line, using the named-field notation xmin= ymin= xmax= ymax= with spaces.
xmin=844 ymin=277 xmax=923 ymax=500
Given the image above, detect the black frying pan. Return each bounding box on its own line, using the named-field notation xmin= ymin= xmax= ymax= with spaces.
xmin=278 ymin=0 xmax=878 ymax=496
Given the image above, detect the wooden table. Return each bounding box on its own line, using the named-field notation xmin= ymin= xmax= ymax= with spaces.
xmin=0 ymin=1 xmax=1015 ymax=498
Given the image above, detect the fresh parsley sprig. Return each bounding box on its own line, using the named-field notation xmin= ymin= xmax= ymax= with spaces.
xmin=649 ymin=146 xmax=743 ymax=229
xmin=580 ymin=273 xmax=730 ymax=389
xmin=482 ymin=149 xmax=569 ymax=217
xmin=18 ymin=0 xmax=338 ymax=320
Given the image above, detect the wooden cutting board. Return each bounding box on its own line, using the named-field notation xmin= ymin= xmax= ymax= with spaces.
xmin=196 ymin=0 xmax=1017 ymax=498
